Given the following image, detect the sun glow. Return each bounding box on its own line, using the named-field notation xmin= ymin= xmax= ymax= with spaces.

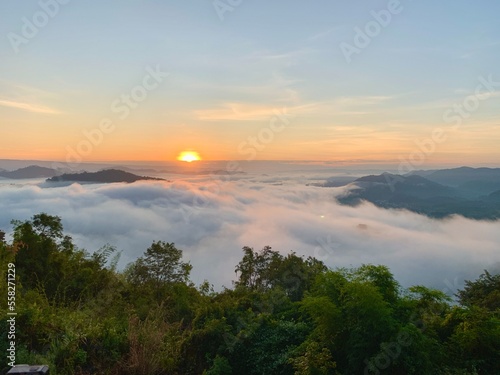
xmin=177 ymin=151 xmax=201 ymax=162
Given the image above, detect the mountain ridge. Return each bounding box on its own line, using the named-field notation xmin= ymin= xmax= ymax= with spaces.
xmin=0 ymin=165 xmax=59 ymax=179
xmin=336 ymin=171 xmax=500 ymax=220
xmin=47 ymin=169 xmax=166 ymax=184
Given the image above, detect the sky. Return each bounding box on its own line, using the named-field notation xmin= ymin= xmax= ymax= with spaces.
xmin=1 ymin=0 xmax=499 ymax=164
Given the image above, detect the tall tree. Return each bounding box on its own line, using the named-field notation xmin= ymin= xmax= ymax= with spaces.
xmin=127 ymin=241 xmax=192 ymax=286
xmin=457 ymin=270 xmax=500 ymax=311
xmin=11 ymin=213 xmax=63 ymax=292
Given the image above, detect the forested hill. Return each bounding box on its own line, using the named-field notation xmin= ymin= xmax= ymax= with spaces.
xmin=47 ymin=169 xmax=165 ymax=183
xmin=1 ymin=213 xmax=499 ymax=374
xmin=336 ymin=172 xmax=500 ymax=220
xmin=0 ymin=165 xmax=59 ymax=179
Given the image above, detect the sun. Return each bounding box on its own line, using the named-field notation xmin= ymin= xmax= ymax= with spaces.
xmin=177 ymin=151 xmax=201 ymax=163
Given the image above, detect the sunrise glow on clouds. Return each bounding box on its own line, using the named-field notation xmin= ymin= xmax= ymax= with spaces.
xmin=1 ymin=177 xmax=499 ymax=290
xmin=0 ymin=1 xmax=499 ymax=164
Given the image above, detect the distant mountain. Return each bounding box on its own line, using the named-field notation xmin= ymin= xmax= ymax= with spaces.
xmin=337 ymin=172 xmax=500 ymax=220
xmin=0 ymin=165 xmax=59 ymax=179
xmin=308 ymin=176 xmax=358 ymax=188
xmin=354 ymin=173 xmax=456 ymax=198
xmin=410 ymin=167 xmax=500 ymax=196
xmin=47 ymin=169 xmax=166 ymax=184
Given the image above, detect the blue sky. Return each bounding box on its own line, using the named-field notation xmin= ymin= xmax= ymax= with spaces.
xmin=0 ymin=0 xmax=499 ymax=164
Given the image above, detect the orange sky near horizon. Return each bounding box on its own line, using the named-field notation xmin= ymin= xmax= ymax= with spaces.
xmin=2 ymin=115 xmax=499 ymax=166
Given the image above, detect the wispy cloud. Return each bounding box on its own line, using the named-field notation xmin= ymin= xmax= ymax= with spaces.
xmin=474 ymin=91 xmax=500 ymax=101
xmin=303 ymin=95 xmax=395 ymax=117
xmin=195 ymin=102 xmax=317 ymax=121
xmin=196 ymin=95 xmax=395 ymax=122
xmin=248 ymin=48 xmax=313 ymax=62
xmin=0 ymin=99 xmax=61 ymax=114
xmin=307 ymin=26 xmax=345 ymax=42
xmin=404 ymin=90 xmax=500 ymax=112
xmin=333 ymin=95 xmax=393 ymax=106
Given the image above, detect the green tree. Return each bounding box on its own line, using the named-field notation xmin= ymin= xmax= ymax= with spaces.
xmin=234 ymin=246 xmax=281 ymax=290
xmin=300 ymin=268 xmax=399 ymax=374
xmin=9 ymin=213 xmax=104 ymax=302
xmin=231 ymin=318 xmax=311 ymax=375
xmin=125 ymin=241 xmax=198 ymax=325
xmin=11 ymin=214 xmax=60 ymax=291
xmin=289 ymin=340 xmax=336 ymax=375
xmin=457 ymin=270 xmax=500 ymax=311
xmin=204 ymin=355 xmax=232 ymax=375
xmin=31 ymin=213 xmax=63 ymax=239
xmin=352 ymin=264 xmax=400 ymax=304
xmin=127 ymin=241 xmax=192 ymax=286
xmin=234 ymin=246 xmax=326 ymax=301
xmin=443 ymin=270 xmax=500 ymax=374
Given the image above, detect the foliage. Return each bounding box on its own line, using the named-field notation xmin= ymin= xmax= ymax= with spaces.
xmin=456 ymin=270 xmax=500 ymax=311
xmin=0 ymin=214 xmax=499 ymax=374
xmin=126 ymin=241 xmax=192 ymax=286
